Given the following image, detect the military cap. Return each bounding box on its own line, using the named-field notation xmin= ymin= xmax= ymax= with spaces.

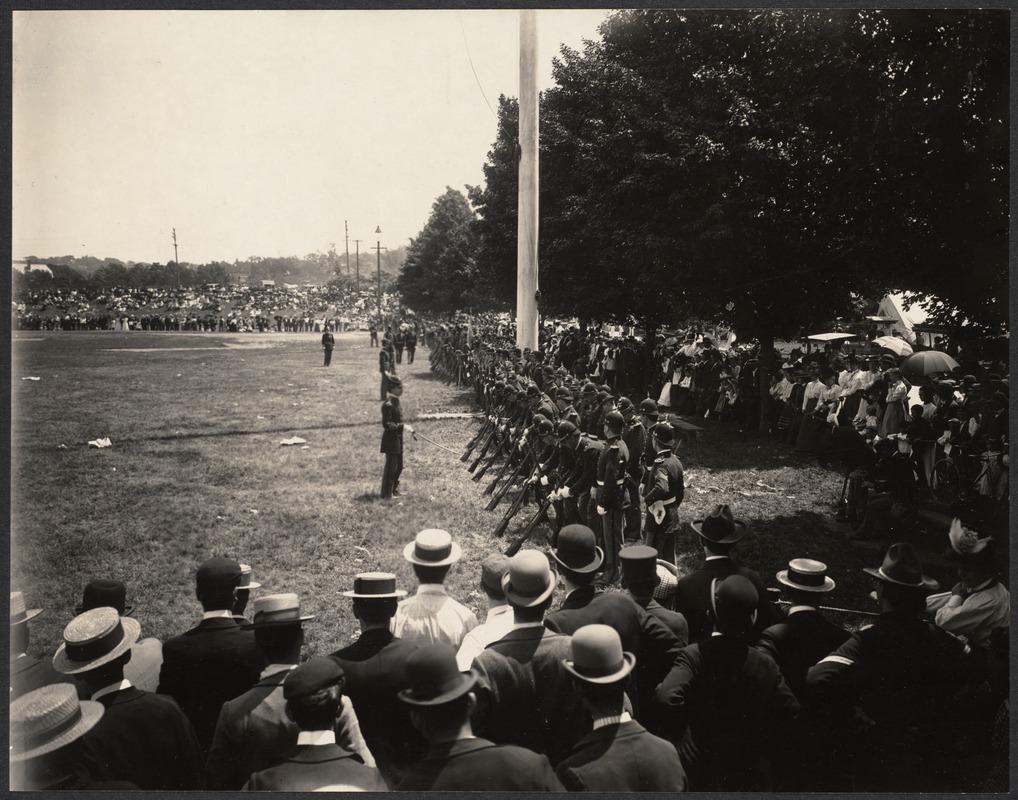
xmin=617 ymin=396 xmax=635 ymax=413
xmin=556 ymin=420 xmax=580 ymax=439
xmin=604 ymin=410 xmax=625 ymax=431
xmin=387 ymin=375 xmax=403 ymax=390
xmin=580 ymin=383 xmax=597 ymax=396
xmin=639 ymin=398 xmax=659 ymax=417
xmin=652 ymin=421 xmax=674 ymax=443
xmin=555 ymin=386 xmax=573 ymax=399
xmin=526 ymin=384 xmax=540 ymax=397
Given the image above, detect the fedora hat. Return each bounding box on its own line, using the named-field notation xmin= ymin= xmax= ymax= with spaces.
xmin=776 ymin=558 xmax=836 ymax=593
xmin=550 ymin=524 xmax=604 ymax=574
xmin=398 ymin=644 xmax=477 ymax=707
xmin=75 ymin=579 xmax=133 ymax=616
xmin=241 ymin=593 xmax=316 ymax=629
xmin=238 ymin=564 xmax=261 ymax=591
xmin=10 ymin=684 xmax=104 ymax=762
xmin=53 ymin=607 xmax=141 ymax=675
xmin=10 ymin=592 xmax=43 ymax=626
xmin=562 ymin=624 xmax=635 ymax=685
xmin=690 ymin=504 xmax=748 ymax=545
xmin=342 ymin=572 xmax=407 ymax=599
xmin=403 ymin=529 xmax=462 ymax=567
xmin=863 ymin=542 xmax=939 ymax=591
xmin=502 ymin=550 xmax=556 ymax=608
xmin=653 ymin=560 xmax=679 ymax=600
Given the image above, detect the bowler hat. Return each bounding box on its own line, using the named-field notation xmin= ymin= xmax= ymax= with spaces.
xmin=863 ymin=542 xmax=939 ymax=591
xmin=639 ymin=398 xmax=659 ymax=418
xmin=562 ymin=624 xmax=635 ymax=684
xmin=653 ymin=560 xmax=679 ymax=600
xmin=196 ymin=557 xmax=243 ymax=593
xmin=241 ymin=593 xmax=316 ymax=628
xmin=776 ymin=558 xmax=836 ymax=593
xmin=478 ymin=554 xmax=511 ymax=597
xmin=283 ymin=656 xmax=344 ymax=701
xmin=691 ymin=504 xmax=748 ymax=545
xmin=398 ymin=644 xmax=477 ymax=707
xmin=342 ymin=572 xmax=407 ymax=599
xmin=502 ymin=550 xmax=556 ymax=608
xmin=550 ymin=524 xmax=604 ymax=574
xmin=403 ymin=529 xmax=462 ymax=567
xmin=652 ymin=422 xmax=674 ymax=444
xmin=75 ymin=579 xmax=133 ymax=617
xmin=710 ymin=575 xmax=759 ymax=636
xmin=53 ymin=607 xmax=141 ymax=675
xmin=10 ymin=684 xmax=104 ymax=762
xmin=10 ymin=592 xmax=43 ymax=626
xmin=620 ymin=545 xmax=659 ymax=586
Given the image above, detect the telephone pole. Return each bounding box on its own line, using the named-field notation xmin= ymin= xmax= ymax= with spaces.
xmin=516 ymin=9 xmax=539 ymax=350
xmin=353 ymin=239 xmax=363 ymax=288
xmin=172 ymin=228 xmax=180 ymax=287
xmin=344 ymin=220 xmax=350 ymax=277
xmin=373 ymin=227 xmax=387 ymax=322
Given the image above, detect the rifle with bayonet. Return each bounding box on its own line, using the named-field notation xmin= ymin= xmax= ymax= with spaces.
xmin=486 ymin=454 xmax=532 ymax=512
xmin=492 ymin=467 xmax=537 ymax=539
xmin=504 ymin=496 xmax=553 ymax=557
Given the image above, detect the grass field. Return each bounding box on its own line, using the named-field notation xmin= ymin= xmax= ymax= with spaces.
xmin=11 ymin=330 xmax=909 ymax=660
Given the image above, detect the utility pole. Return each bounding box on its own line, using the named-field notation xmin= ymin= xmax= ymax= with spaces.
xmin=172 ymin=228 xmax=180 ymax=287
xmin=516 ymin=9 xmax=539 ymax=351
xmin=373 ymin=226 xmax=387 ymax=322
xmin=353 ymin=239 xmax=363 ymax=288
xmin=345 ymin=220 xmax=350 ymax=277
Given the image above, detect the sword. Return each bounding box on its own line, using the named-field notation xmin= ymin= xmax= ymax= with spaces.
xmin=411 ymin=431 xmax=460 ymax=455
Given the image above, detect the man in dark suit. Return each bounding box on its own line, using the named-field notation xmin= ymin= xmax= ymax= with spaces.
xmin=52 ymin=607 xmax=205 ymax=789
xmin=156 ymin=557 xmax=266 ymax=755
xmin=396 ymin=644 xmax=564 ymax=791
xmin=672 ymin=504 xmax=780 ymax=643
xmin=331 ymin=572 xmax=424 ymax=788
xmin=207 ymin=593 xmax=369 ymax=789
xmin=557 ymin=624 xmax=687 ymax=791
xmin=242 ymin=658 xmax=386 ymax=791
xmin=544 ymin=525 xmax=683 ymax=723
xmin=471 ymin=549 xmax=589 ymax=766
xmin=10 ymin=592 xmax=64 ymax=700
xmin=657 ymin=575 xmax=801 ymax=791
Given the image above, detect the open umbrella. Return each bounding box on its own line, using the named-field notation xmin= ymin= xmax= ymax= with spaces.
xmin=807 ymin=332 xmax=855 ymax=342
xmin=872 ymin=336 xmax=913 ymax=356
xmin=901 ymin=350 xmax=960 ymax=384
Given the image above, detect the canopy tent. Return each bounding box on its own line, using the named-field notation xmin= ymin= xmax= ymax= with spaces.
xmin=874 ymin=294 xmax=929 ymax=344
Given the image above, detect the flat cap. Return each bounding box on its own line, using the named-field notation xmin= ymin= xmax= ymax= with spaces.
xmin=283 ymin=657 xmax=344 ymax=701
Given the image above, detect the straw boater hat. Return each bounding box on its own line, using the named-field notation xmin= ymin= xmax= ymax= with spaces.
xmin=403 ymin=529 xmax=462 ymax=567
xmin=501 ymin=550 xmax=556 ymax=608
xmin=776 ymin=559 xmax=836 ymax=593
xmin=241 ymin=593 xmax=316 ymax=629
xmin=562 ymin=624 xmax=636 ymax=685
xmin=53 ymin=607 xmax=141 ymax=675
xmin=398 ymin=644 xmax=478 ymax=707
xmin=342 ymin=572 xmax=408 ymax=599
xmin=238 ymin=564 xmax=261 ymax=591
xmin=691 ymin=504 xmax=748 ymax=545
xmin=10 ymin=684 xmax=104 ymax=762
xmin=10 ymin=592 xmax=43 ymax=626
xmin=863 ymin=542 xmax=939 ymax=591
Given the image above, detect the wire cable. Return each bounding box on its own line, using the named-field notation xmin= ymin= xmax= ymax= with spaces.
xmin=459 ymin=14 xmax=496 ymax=118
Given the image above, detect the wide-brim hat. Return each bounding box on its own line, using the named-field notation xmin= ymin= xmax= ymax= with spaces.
xmin=776 ymin=558 xmax=836 ymax=593
xmin=74 ymin=579 xmax=134 ymax=617
xmin=342 ymin=572 xmax=408 ymax=599
xmin=502 ymin=550 xmax=556 ymax=608
xmin=403 ymin=529 xmax=462 ymax=567
xmin=942 ymin=519 xmax=996 ymax=568
xmin=863 ymin=542 xmax=939 ymax=591
xmin=10 ymin=592 xmax=43 ymax=626
xmin=241 ymin=593 xmax=316 ymax=628
xmin=550 ymin=525 xmax=604 ymax=574
xmin=53 ymin=608 xmax=141 ymax=675
xmin=690 ymin=504 xmax=748 ymax=545
xmin=10 ymin=684 xmax=105 ymax=762
xmin=399 ymin=645 xmax=478 ymax=707
xmin=562 ymin=624 xmax=636 ymax=685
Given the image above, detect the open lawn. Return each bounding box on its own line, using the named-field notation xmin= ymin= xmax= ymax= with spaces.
xmin=11 ymin=330 xmax=939 ymax=660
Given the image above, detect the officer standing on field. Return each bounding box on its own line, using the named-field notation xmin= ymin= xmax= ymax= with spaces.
xmin=642 ymin=422 xmax=684 ymax=565
xmin=596 ymin=410 xmax=629 ymax=585
xmin=381 ymin=376 xmax=413 ymax=499
xmin=321 ymin=326 xmax=335 ymax=367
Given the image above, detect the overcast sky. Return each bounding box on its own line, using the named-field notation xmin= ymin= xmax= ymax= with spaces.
xmin=12 ymin=9 xmax=612 ymax=265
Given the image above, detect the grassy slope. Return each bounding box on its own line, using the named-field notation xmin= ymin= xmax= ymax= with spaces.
xmin=12 ymin=330 xmax=898 ymax=660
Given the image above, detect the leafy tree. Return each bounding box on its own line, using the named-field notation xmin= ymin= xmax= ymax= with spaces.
xmin=397 ymin=187 xmax=480 ymax=312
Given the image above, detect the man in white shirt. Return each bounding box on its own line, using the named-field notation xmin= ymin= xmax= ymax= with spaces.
xmin=456 ymin=554 xmax=514 ymax=670
xmin=393 ymin=529 xmax=478 ymax=647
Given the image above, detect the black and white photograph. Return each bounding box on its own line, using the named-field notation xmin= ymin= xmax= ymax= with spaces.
xmin=9 ymin=6 xmax=1010 ymax=792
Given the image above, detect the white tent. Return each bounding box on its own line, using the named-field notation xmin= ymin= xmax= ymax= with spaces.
xmin=874 ymin=293 xmax=929 ymax=344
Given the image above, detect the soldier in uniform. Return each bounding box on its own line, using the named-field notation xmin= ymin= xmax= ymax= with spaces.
xmin=619 ymin=397 xmax=646 ymax=543
xmin=554 ymin=387 xmax=581 ymax=428
xmin=321 ymin=327 xmax=335 ymax=367
xmin=556 ymin=421 xmax=602 ymax=527
xmin=393 ymin=327 xmax=405 ymax=364
xmin=596 ymin=410 xmax=629 ymax=585
xmin=369 ymin=319 xmax=379 ymax=347
xmin=642 ymin=422 xmax=685 ymax=564
xmin=381 ymin=376 xmax=413 ymax=499
xmin=405 ymin=327 xmax=417 ymax=364
xmin=578 ymin=383 xmax=600 ymax=436
xmin=379 ymin=339 xmax=393 ymax=400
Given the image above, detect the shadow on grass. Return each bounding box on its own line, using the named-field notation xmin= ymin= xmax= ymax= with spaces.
xmin=353 ymin=492 xmax=380 ymax=503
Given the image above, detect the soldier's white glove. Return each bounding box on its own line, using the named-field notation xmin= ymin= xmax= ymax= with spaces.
xmin=559 ymin=486 xmax=571 ymax=499
xmin=405 ymin=425 xmax=414 ymax=435
xmin=597 ymin=505 xmax=607 ymax=516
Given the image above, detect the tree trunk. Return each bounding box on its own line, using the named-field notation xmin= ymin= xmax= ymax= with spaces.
xmin=642 ymin=315 xmax=659 ymax=400
xmin=757 ymin=332 xmax=775 ymax=434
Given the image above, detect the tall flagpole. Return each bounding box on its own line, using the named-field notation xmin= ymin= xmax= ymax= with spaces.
xmin=516 ymin=9 xmax=539 ymax=351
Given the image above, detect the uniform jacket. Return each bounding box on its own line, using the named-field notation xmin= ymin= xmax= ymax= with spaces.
xmin=330 ymin=629 xmax=425 ymax=788
xmin=566 ymin=437 xmax=603 ymax=497
xmin=596 ymin=436 xmax=630 ymax=507
xmin=242 ymin=743 xmax=386 ymax=792
xmin=395 ymin=737 xmax=564 ymax=792
xmin=80 ymin=685 xmax=205 ymax=790
xmin=623 ymin=421 xmax=647 ymax=481
xmin=156 ymin=617 xmax=266 ymax=755
xmin=642 ymin=448 xmax=685 ymax=507
xmin=379 ymin=348 xmax=391 ymax=374
xmin=755 ymin=607 xmax=850 ymax=700
xmin=380 ymin=397 xmax=404 ymax=454
xmin=556 ymin=719 xmax=688 ymax=792
xmin=207 ymin=666 xmax=370 ymax=790
xmin=471 ymin=625 xmax=590 ymax=766
xmin=673 ymin=556 xmax=781 ymax=643
xmin=545 ymin=587 xmax=682 ymax=721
